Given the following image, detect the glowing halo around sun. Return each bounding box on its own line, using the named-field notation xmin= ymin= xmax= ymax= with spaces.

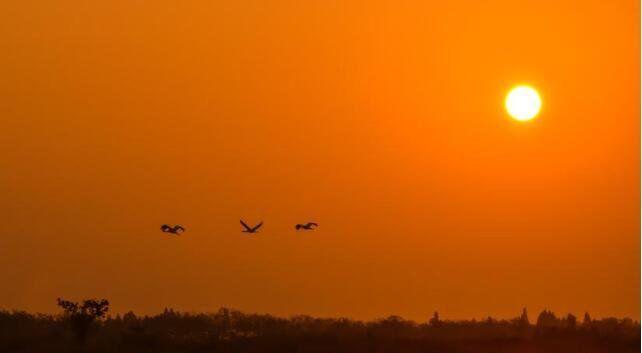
xmin=505 ymin=85 xmax=541 ymax=121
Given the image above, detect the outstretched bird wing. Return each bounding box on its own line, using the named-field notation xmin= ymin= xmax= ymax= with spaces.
xmin=240 ymin=220 xmax=252 ymax=231
xmin=174 ymin=225 xmax=185 ymax=233
xmin=251 ymin=221 xmax=263 ymax=232
xmin=307 ymin=222 xmax=318 ymax=227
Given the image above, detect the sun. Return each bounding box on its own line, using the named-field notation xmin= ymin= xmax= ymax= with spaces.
xmin=505 ymin=85 xmax=541 ymax=121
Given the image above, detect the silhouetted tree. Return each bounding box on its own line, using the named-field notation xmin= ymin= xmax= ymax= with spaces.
xmin=519 ymin=307 xmax=530 ymax=326
xmin=565 ymin=313 xmax=577 ymax=330
xmin=218 ymin=307 xmax=232 ymax=334
xmin=536 ymin=310 xmax=560 ymax=334
xmin=57 ymin=298 xmax=109 ymax=342
xmin=583 ymin=312 xmax=592 ymax=326
xmin=429 ymin=311 xmax=441 ymax=327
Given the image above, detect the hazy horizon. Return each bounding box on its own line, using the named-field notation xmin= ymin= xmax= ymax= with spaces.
xmin=1 ymin=302 xmax=637 ymax=323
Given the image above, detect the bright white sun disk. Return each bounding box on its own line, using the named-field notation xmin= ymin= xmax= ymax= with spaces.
xmin=505 ymin=85 xmax=541 ymax=121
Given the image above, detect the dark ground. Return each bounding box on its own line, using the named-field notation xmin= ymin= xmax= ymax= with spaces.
xmin=0 ymin=305 xmax=638 ymax=353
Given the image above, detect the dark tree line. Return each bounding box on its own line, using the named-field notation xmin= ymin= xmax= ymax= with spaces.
xmin=0 ymin=299 xmax=638 ymax=353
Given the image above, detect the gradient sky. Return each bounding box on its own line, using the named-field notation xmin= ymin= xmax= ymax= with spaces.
xmin=0 ymin=0 xmax=639 ymax=321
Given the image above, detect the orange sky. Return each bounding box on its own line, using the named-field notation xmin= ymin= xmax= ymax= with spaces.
xmin=0 ymin=0 xmax=639 ymax=321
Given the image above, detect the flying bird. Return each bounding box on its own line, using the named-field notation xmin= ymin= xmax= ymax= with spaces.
xmin=161 ymin=224 xmax=185 ymax=235
xmin=240 ymin=220 xmax=263 ymax=233
xmin=295 ymin=222 xmax=318 ymax=230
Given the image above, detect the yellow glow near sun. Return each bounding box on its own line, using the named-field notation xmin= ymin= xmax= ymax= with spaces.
xmin=505 ymin=85 xmax=541 ymax=121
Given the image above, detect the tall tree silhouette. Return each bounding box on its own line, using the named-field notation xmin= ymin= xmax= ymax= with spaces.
xmin=565 ymin=313 xmax=577 ymax=330
xmin=519 ymin=307 xmax=530 ymax=327
xmin=429 ymin=311 xmax=441 ymax=327
xmin=57 ymin=298 xmax=109 ymax=342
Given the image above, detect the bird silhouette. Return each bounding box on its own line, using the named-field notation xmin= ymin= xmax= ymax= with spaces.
xmin=240 ymin=220 xmax=263 ymax=233
xmin=161 ymin=224 xmax=185 ymax=235
xmin=295 ymin=222 xmax=318 ymax=230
